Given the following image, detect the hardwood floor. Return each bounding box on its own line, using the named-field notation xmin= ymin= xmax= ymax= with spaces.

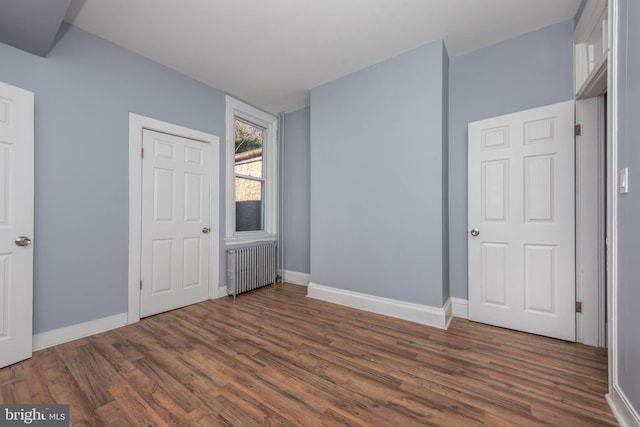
xmin=0 ymin=283 xmax=616 ymax=426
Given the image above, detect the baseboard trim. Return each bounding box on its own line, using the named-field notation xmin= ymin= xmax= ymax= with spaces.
xmin=283 ymin=270 xmax=310 ymax=286
xmin=451 ymin=298 xmax=469 ymax=319
xmin=307 ymin=282 xmax=450 ymax=329
xmin=33 ymin=312 xmax=128 ymax=351
xmin=607 ymin=384 xmax=640 ymax=427
xmin=443 ymin=298 xmax=453 ymax=329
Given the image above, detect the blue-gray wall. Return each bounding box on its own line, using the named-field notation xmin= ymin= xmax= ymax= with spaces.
xmin=616 ymin=0 xmax=640 ymax=413
xmin=310 ymin=40 xmax=449 ymax=307
xmin=448 ymin=21 xmax=574 ymax=299
xmin=283 ymin=107 xmax=310 ymax=274
xmin=0 ymin=24 xmax=227 ymax=334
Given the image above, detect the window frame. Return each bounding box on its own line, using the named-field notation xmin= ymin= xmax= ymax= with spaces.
xmin=225 ymin=95 xmax=278 ymax=244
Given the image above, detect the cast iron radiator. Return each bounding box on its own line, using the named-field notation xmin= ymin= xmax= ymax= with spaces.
xmin=227 ymin=242 xmax=277 ymax=297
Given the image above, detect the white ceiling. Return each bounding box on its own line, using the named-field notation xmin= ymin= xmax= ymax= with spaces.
xmin=64 ymin=0 xmax=581 ymax=114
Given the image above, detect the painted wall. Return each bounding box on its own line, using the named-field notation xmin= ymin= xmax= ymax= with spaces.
xmin=0 ymin=24 xmax=227 ymax=334
xmin=310 ymin=41 xmax=449 ymax=307
xmin=283 ymin=107 xmax=310 ymax=274
xmin=616 ymin=0 xmax=640 ymax=413
xmin=448 ymin=21 xmax=575 ymax=299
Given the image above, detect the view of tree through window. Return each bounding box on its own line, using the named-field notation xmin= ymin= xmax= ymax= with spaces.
xmin=235 ymin=119 xmax=263 ymax=155
xmin=234 ymin=119 xmax=265 ymax=232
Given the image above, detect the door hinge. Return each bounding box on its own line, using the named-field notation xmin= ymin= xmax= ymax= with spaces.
xmin=140 ymin=279 xmax=142 ymax=290
xmin=575 ymin=301 xmax=582 ymax=313
xmin=141 ymin=147 xmax=144 ymax=158
xmin=575 ymin=124 xmax=582 ymax=136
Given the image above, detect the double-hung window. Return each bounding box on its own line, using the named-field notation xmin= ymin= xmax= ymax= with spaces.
xmin=225 ymin=96 xmax=278 ymax=243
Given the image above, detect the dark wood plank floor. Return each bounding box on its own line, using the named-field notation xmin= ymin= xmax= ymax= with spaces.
xmin=0 ymin=283 xmax=616 ymax=426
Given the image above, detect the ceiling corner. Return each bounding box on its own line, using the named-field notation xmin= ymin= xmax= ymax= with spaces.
xmin=0 ymin=0 xmax=73 ymax=57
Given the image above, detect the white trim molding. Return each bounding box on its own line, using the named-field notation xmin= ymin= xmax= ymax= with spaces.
xmin=307 ymin=283 xmax=452 ymax=329
xmin=450 ymin=298 xmax=469 ymax=319
xmin=225 ymin=95 xmax=278 ymax=245
xmin=575 ymin=97 xmax=607 ymax=347
xmin=283 ymin=270 xmax=310 ymax=286
xmin=33 ymin=313 xmax=127 ymax=351
xmin=128 ymin=113 xmax=220 ymax=325
xmin=607 ymin=384 xmax=640 ymax=427
xmin=575 ymin=0 xmax=608 ymax=43
xmin=607 ymin=0 xmax=619 ymax=408
xmin=574 ymin=0 xmax=609 ymax=94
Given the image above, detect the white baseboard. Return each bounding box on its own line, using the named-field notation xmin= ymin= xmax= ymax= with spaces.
xmin=443 ymin=298 xmax=453 ymax=329
xmin=450 ymin=298 xmax=468 ymax=319
xmin=283 ymin=270 xmax=310 ymax=286
xmin=307 ymin=282 xmax=451 ymax=329
xmin=33 ymin=312 xmax=128 ymax=351
xmin=607 ymin=384 xmax=640 ymax=427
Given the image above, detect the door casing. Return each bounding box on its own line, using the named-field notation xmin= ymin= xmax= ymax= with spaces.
xmin=575 ymin=97 xmax=607 ymax=347
xmin=128 ymin=113 xmax=220 ymax=324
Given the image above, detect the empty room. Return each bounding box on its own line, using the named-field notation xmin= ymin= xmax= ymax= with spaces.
xmin=0 ymin=0 xmax=638 ymax=425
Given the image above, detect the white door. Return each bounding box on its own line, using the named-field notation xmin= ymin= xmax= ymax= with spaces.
xmin=468 ymin=101 xmax=575 ymax=341
xmin=140 ymin=129 xmax=211 ymax=317
xmin=0 ymin=81 xmax=34 ymax=367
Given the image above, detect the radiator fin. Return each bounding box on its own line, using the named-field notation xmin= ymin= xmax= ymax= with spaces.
xmin=227 ymin=242 xmax=277 ymax=297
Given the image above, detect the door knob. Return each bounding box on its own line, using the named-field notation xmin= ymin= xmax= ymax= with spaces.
xmin=202 ymin=227 xmax=211 ymax=234
xmin=470 ymin=228 xmax=480 ymax=237
xmin=15 ymin=236 xmax=32 ymax=246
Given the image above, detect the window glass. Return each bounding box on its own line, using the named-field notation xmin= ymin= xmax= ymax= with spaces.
xmin=235 ymin=177 xmax=264 ymax=232
xmin=234 ymin=119 xmax=263 ymax=178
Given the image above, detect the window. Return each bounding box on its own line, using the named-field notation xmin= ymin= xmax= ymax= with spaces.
xmin=234 ymin=119 xmax=264 ymax=232
xmin=225 ymin=96 xmax=278 ymax=243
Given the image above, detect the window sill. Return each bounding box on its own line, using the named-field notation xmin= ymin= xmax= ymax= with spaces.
xmin=224 ymin=233 xmax=277 ymax=246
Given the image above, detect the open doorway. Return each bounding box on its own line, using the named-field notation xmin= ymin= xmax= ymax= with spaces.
xmin=573 ymin=0 xmax=609 ymax=348
xmin=576 ymin=95 xmax=607 ymax=347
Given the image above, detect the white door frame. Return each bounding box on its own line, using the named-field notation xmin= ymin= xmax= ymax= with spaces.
xmin=573 ymin=0 xmax=610 ymax=349
xmin=128 ymin=113 xmax=220 ymax=324
xmin=605 ymin=0 xmax=623 ymax=415
xmin=575 ymin=97 xmax=607 ymax=347
xmin=574 ymin=1 xmax=633 ymax=421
